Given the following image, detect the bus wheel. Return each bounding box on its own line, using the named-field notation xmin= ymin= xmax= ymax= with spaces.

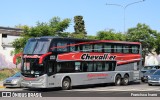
xmin=122 ymin=75 xmax=129 ymax=85
xmin=115 ymin=75 xmax=121 ymax=86
xmin=62 ymin=78 xmax=71 ymax=90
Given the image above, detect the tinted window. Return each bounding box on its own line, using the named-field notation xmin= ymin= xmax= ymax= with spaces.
xmin=132 ymin=45 xmax=139 ymax=54
xmin=114 ymin=45 xmax=122 ymax=53
xmin=143 ymin=66 xmax=154 ymax=70
xmin=82 ymin=44 xmax=92 ymax=52
xmin=57 ymin=42 xmax=68 ymax=52
xmin=69 ymin=42 xmax=76 ymax=51
xmin=94 ymin=44 xmax=102 ymax=52
xmin=123 ymin=45 xmax=130 ymax=53
xmin=57 ymin=62 xmax=75 ymax=73
xmin=153 ymin=70 xmax=160 ymax=75
xmin=104 ymin=44 xmax=112 ymax=53
xmin=12 ymin=72 xmax=21 ymax=77
xmin=24 ymin=39 xmax=50 ymax=54
xmin=94 ymin=62 xmax=103 ymax=71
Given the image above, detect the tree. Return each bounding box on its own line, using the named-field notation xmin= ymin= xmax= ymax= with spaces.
xmin=126 ymin=23 xmax=157 ymax=64
xmin=12 ymin=17 xmax=71 ymax=55
xmin=73 ymin=15 xmax=87 ymax=35
xmin=96 ymin=29 xmax=126 ymax=41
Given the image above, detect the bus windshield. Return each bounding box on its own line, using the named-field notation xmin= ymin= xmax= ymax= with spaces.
xmin=23 ymin=38 xmax=51 ymax=54
xmin=21 ymin=59 xmax=46 ymax=77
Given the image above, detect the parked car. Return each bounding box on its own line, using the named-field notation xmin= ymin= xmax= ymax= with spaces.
xmin=148 ymin=69 xmax=160 ymax=86
xmin=141 ymin=69 xmax=157 ymax=82
xmin=3 ymin=72 xmax=22 ymax=87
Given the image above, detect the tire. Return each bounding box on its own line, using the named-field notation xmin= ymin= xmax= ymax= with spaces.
xmin=141 ymin=79 xmax=145 ymax=83
xmin=62 ymin=78 xmax=71 ymax=90
xmin=122 ymin=75 xmax=129 ymax=85
xmin=115 ymin=75 xmax=121 ymax=86
xmin=148 ymin=83 xmax=152 ymax=86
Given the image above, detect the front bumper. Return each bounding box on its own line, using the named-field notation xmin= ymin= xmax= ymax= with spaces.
xmin=21 ymin=81 xmax=46 ymax=88
xmin=148 ymin=80 xmax=160 ymax=85
xmin=3 ymin=83 xmax=20 ymax=87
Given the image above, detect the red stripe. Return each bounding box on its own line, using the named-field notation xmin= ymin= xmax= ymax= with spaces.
xmin=39 ymin=52 xmax=52 ymax=64
xmin=13 ymin=52 xmax=23 ymax=64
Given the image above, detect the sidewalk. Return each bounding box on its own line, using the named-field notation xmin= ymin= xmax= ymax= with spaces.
xmin=0 ymin=81 xmax=5 ymax=88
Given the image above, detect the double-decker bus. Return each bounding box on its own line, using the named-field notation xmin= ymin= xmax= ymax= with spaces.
xmin=13 ymin=36 xmax=142 ymax=90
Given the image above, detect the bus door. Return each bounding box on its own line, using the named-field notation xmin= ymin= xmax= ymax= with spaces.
xmin=46 ymin=60 xmax=57 ymax=87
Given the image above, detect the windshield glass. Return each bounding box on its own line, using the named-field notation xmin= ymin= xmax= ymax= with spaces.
xmin=12 ymin=72 xmax=21 ymax=77
xmin=21 ymin=59 xmax=45 ymax=77
xmin=145 ymin=70 xmax=156 ymax=74
xmin=143 ymin=66 xmax=154 ymax=70
xmin=23 ymin=38 xmax=51 ymax=54
xmin=153 ymin=70 xmax=160 ymax=75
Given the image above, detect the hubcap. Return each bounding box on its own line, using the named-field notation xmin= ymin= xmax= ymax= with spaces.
xmin=63 ymin=81 xmax=69 ymax=88
xmin=124 ymin=78 xmax=128 ymax=84
xmin=117 ymin=78 xmax=121 ymax=85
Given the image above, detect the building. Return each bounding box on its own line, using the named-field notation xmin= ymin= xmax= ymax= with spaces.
xmin=0 ymin=26 xmax=23 ymax=69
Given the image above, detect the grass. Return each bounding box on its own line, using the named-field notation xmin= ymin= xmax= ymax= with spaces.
xmin=0 ymin=68 xmax=20 ymax=81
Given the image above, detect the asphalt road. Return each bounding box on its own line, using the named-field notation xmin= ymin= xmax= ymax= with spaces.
xmin=0 ymin=82 xmax=160 ymax=97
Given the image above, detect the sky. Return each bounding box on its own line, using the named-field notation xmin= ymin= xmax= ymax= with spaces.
xmin=0 ymin=0 xmax=160 ymax=35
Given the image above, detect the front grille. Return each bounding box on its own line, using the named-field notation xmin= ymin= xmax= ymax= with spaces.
xmin=6 ymin=80 xmax=12 ymax=83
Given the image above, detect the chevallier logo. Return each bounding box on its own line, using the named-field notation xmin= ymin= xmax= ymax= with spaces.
xmin=81 ymin=53 xmax=116 ymax=60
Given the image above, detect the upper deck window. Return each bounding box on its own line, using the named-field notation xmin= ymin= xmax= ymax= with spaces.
xmin=57 ymin=42 xmax=68 ymax=52
xmin=123 ymin=45 xmax=130 ymax=53
xmin=104 ymin=44 xmax=112 ymax=53
xmin=69 ymin=42 xmax=76 ymax=51
xmin=23 ymin=39 xmax=50 ymax=54
xmin=114 ymin=45 xmax=122 ymax=53
xmin=94 ymin=44 xmax=102 ymax=52
xmin=82 ymin=44 xmax=92 ymax=52
xmin=132 ymin=45 xmax=139 ymax=54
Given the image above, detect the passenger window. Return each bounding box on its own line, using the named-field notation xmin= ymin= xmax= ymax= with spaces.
xmin=75 ymin=62 xmax=81 ymax=71
xmin=103 ymin=63 xmax=109 ymax=71
xmin=57 ymin=42 xmax=68 ymax=52
xmin=114 ymin=45 xmax=122 ymax=53
xmin=94 ymin=62 xmax=103 ymax=71
xmin=103 ymin=62 xmax=116 ymax=71
xmin=82 ymin=44 xmax=92 ymax=52
xmin=70 ymin=42 xmax=75 ymax=51
xmin=104 ymin=44 xmax=112 ymax=53
xmin=50 ymin=43 xmax=56 ymax=51
xmin=82 ymin=62 xmax=88 ymax=72
xmin=123 ymin=45 xmax=130 ymax=53
xmin=132 ymin=45 xmax=139 ymax=54
xmin=94 ymin=44 xmax=102 ymax=52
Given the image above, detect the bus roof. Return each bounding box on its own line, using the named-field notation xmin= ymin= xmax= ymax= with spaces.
xmin=30 ymin=36 xmax=141 ymax=45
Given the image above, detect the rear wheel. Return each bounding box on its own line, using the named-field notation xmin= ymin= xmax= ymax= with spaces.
xmin=115 ymin=75 xmax=121 ymax=86
xmin=122 ymin=75 xmax=129 ymax=85
xmin=62 ymin=78 xmax=71 ymax=90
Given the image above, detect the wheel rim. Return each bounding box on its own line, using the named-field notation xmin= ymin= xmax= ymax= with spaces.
xmin=117 ymin=78 xmax=121 ymax=85
xmin=63 ymin=81 xmax=69 ymax=88
xmin=124 ymin=78 xmax=129 ymax=84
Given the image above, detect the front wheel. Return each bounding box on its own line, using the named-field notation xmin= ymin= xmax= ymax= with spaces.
xmin=115 ymin=75 xmax=121 ymax=86
xmin=62 ymin=78 xmax=71 ymax=90
xmin=121 ymin=75 xmax=129 ymax=85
